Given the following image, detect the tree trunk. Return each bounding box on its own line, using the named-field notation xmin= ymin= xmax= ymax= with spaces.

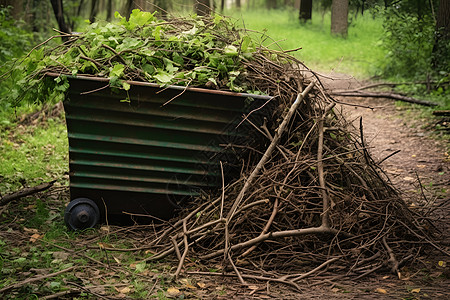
xmin=266 ymin=0 xmax=277 ymax=9
xmin=236 ymin=0 xmax=241 ymax=10
xmin=432 ymin=0 xmax=450 ymax=70
xmin=299 ymin=0 xmax=312 ymax=23
xmin=124 ymin=0 xmax=146 ymax=17
xmin=221 ymin=0 xmax=225 ymax=12
xmin=331 ymin=0 xmax=349 ymax=38
xmin=0 ymin=0 xmax=23 ymax=19
xmin=89 ymin=0 xmax=99 ymax=23
xmin=195 ymin=0 xmax=212 ymax=16
xmin=49 ymin=0 xmax=71 ymax=38
xmin=106 ymin=0 xmax=112 ymax=21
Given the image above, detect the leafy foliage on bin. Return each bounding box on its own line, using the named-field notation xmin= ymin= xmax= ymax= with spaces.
xmin=7 ymin=9 xmax=285 ymax=106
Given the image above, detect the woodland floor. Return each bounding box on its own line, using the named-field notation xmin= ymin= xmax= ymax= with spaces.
xmin=1 ymin=74 xmax=449 ymax=299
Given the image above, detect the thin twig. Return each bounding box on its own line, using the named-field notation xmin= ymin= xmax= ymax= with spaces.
xmin=0 ymin=266 xmax=75 ymax=294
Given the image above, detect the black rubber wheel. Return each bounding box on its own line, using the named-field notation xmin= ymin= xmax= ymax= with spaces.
xmin=64 ymin=198 xmax=100 ymax=230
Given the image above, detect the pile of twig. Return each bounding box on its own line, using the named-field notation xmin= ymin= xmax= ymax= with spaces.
xmin=130 ymin=51 xmax=446 ymax=288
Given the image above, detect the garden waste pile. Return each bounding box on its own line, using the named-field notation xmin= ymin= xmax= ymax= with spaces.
xmin=11 ymin=10 xmax=445 ymax=286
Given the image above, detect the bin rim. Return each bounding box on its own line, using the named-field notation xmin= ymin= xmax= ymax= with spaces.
xmin=46 ymin=72 xmax=273 ymax=101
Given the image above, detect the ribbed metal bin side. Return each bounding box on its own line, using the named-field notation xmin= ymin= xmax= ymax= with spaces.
xmin=63 ymin=76 xmax=272 ymax=220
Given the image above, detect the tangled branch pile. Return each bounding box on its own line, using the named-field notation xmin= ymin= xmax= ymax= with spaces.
xmin=9 ymin=10 xmax=444 ymax=287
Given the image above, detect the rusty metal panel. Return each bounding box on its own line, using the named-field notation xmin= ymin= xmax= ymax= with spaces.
xmin=63 ymin=75 xmax=272 ymax=220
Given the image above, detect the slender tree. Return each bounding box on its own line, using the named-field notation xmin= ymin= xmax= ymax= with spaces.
xmin=236 ymin=0 xmax=241 ymax=10
xmin=266 ymin=0 xmax=277 ymax=9
xmin=106 ymin=0 xmax=112 ymax=21
xmin=299 ymin=0 xmax=312 ymax=23
xmin=89 ymin=0 xmax=99 ymax=23
xmin=49 ymin=0 xmax=71 ymax=38
xmin=432 ymin=0 xmax=450 ymax=70
xmin=331 ymin=0 xmax=349 ymax=37
xmin=0 ymin=0 xmax=23 ymax=19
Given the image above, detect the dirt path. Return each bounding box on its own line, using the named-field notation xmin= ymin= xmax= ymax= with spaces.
xmin=320 ymin=73 xmax=449 ymax=204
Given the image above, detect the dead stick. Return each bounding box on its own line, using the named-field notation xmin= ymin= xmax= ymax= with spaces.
xmin=330 ymin=91 xmax=438 ymax=107
xmin=226 ymin=81 xmax=315 ymax=221
xmin=171 ymin=237 xmax=182 ymax=261
xmin=291 ymin=257 xmax=340 ymax=282
xmin=241 ymin=198 xmax=279 ymax=258
xmin=41 ymin=289 xmax=80 ymax=299
xmin=228 ymin=252 xmax=247 ymax=285
xmin=0 ymin=180 xmax=56 ymax=206
xmin=187 ymin=271 xmax=300 ymax=290
xmin=174 ymin=220 xmax=189 ymax=279
xmin=0 ymin=266 xmax=75 ymax=294
xmin=317 ymin=103 xmax=336 ymax=228
xmin=382 ymin=236 xmax=400 ymax=278
xmin=203 ymin=225 xmax=344 ymax=260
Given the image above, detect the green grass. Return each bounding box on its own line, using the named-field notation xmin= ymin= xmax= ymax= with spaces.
xmin=228 ymin=9 xmax=385 ymax=77
xmin=0 ymin=111 xmax=68 ymax=194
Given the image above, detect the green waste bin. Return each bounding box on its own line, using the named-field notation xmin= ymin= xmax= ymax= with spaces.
xmin=58 ymin=75 xmax=272 ymax=230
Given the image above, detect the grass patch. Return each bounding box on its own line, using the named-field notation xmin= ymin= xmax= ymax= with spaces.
xmin=0 ymin=109 xmax=68 ymax=194
xmin=229 ymin=9 xmax=385 ymax=77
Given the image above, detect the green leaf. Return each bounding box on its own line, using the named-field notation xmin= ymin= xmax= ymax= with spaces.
xmin=122 ymin=81 xmax=131 ymax=91
xmin=153 ymin=25 xmax=162 ymax=41
xmin=224 ymin=45 xmax=238 ymax=56
xmin=135 ymin=262 xmax=146 ymax=273
xmin=110 ymin=64 xmax=125 ymax=78
xmin=128 ymin=9 xmax=155 ymax=29
xmin=154 ymin=71 xmax=174 ymax=84
xmin=241 ymin=36 xmax=251 ymax=52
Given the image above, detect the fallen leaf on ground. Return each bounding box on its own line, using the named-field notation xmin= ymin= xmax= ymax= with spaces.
xmin=113 ymin=256 xmax=121 ymax=264
xmin=197 ymin=282 xmax=206 ymax=288
xmin=180 ymin=278 xmax=196 ymax=290
xmin=23 ymin=227 xmax=38 ymax=233
xmin=52 ymin=251 xmax=70 ymax=260
xmin=411 ymin=288 xmax=421 ymax=293
xmin=403 ymin=176 xmax=414 ymax=181
xmin=167 ymin=287 xmax=181 ymax=297
xmin=100 ymin=226 xmax=110 ymax=233
xmin=98 ymin=242 xmax=113 ymax=249
xmin=375 ymin=288 xmax=388 ymax=294
xmin=29 ymin=233 xmax=41 ymax=242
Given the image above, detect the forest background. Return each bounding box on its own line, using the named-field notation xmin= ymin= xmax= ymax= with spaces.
xmin=0 ymin=0 xmax=449 ymax=119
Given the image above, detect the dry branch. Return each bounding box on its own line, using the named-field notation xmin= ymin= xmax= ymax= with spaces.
xmin=0 ymin=180 xmax=56 ymax=206
xmin=226 ymin=81 xmax=315 ymax=221
xmin=0 ymin=266 xmax=75 ymax=294
xmin=330 ymin=90 xmax=438 ymax=106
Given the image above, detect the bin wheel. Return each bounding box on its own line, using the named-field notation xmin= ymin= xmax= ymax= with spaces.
xmin=64 ymin=198 xmax=100 ymax=230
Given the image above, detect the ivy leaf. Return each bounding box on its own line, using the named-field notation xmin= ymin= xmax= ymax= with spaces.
xmin=128 ymin=9 xmax=155 ymax=29
xmin=241 ymin=36 xmax=251 ymax=52
xmin=110 ymin=64 xmax=125 ymax=78
xmin=154 ymin=70 xmax=174 ymax=84
xmin=122 ymin=81 xmax=131 ymax=91
xmin=224 ymin=45 xmax=238 ymax=56
xmin=153 ymin=25 xmax=162 ymax=41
